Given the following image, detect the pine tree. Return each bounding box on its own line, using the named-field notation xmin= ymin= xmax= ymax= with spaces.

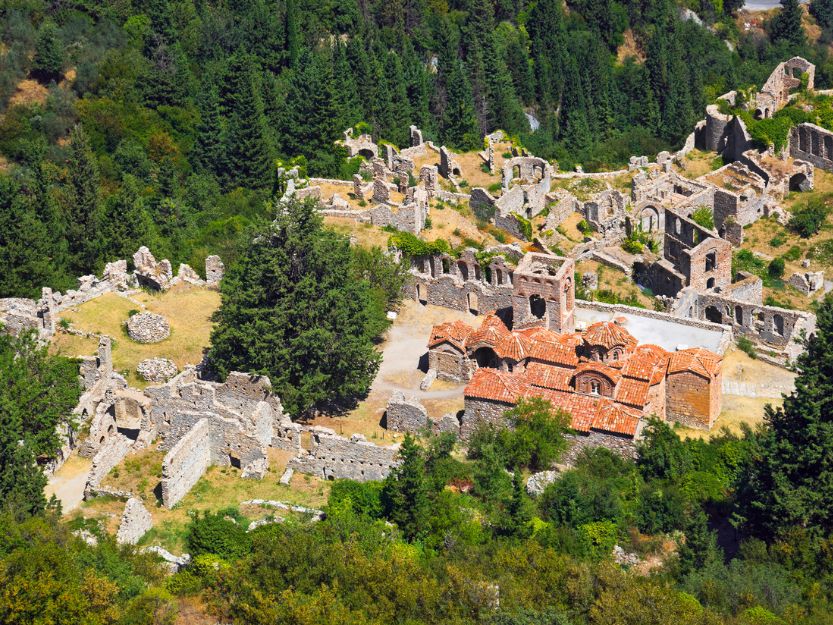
xmin=770 ymin=0 xmax=806 ymax=46
xmin=223 ymin=56 xmax=272 ymax=189
xmin=528 ymin=0 xmax=567 ymax=107
xmin=279 ymin=49 xmax=343 ymax=175
xmin=384 ymin=52 xmax=411 ymax=146
xmin=0 ymin=331 xmax=80 ymax=519
xmin=811 ymin=0 xmax=833 ymax=32
xmin=560 ymin=58 xmax=592 ymax=154
xmin=193 ymin=85 xmax=226 ymax=178
xmin=207 ymin=197 xmax=386 ymax=416
xmin=381 ymin=434 xmax=430 ymax=541
xmin=440 ymin=59 xmax=481 ymax=151
xmin=32 ymin=21 xmax=63 ymax=83
xmin=502 ymin=471 xmax=533 ymax=538
xmin=333 ymin=43 xmax=362 ymax=132
xmin=0 ymin=177 xmax=57 ymax=298
xmin=286 ymin=0 xmax=301 ymax=69
xmin=65 ymin=125 xmax=102 ymax=273
xmin=97 ymin=175 xmax=156 ymax=262
xmin=736 ymin=294 xmax=833 ymax=538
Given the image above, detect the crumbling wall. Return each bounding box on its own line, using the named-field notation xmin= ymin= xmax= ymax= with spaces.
xmin=288 ymin=428 xmax=399 ymax=481
xmin=790 ymin=123 xmax=833 ymax=172
xmin=385 ymin=391 xmax=428 ymax=433
xmin=116 ymin=497 xmax=153 ymax=545
xmin=161 ymin=418 xmax=212 ymax=508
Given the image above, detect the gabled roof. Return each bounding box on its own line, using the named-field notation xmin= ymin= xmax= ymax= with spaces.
xmin=464 ymin=368 xmax=525 ymax=404
xmin=582 ymin=321 xmax=638 ymax=351
xmin=428 ymin=320 xmax=474 ymax=352
xmin=614 ymin=378 xmax=651 ymax=408
xmin=592 ymin=400 xmax=642 ymax=436
xmin=668 ymin=347 xmax=722 ymax=379
xmin=495 ymin=332 xmax=533 ymax=361
xmin=525 ymin=362 xmax=573 ymax=392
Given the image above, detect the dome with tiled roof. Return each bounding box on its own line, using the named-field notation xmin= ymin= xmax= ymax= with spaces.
xmin=582 ymin=321 xmax=638 ymax=351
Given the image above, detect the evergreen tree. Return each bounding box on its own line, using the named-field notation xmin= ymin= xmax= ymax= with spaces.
xmin=286 ymin=0 xmax=301 ymax=69
xmin=501 ymin=471 xmax=533 ymax=538
xmin=97 ymin=175 xmax=156 ymax=261
xmin=381 ymin=434 xmax=430 ymax=541
xmin=527 ymin=0 xmax=567 ymax=107
xmin=193 ymin=85 xmax=226 ymax=178
xmin=333 ymin=43 xmax=362 ymax=132
xmin=32 ymin=21 xmax=63 ymax=83
xmin=65 ymin=125 xmax=102 ymax=273
xmin=0 ymin=177 xmax=57 ymax=298
xmin=770 ymin=0 xmax=806 ymax=46
xmin=737 ymin=294 xmax=833 ymax=538
xmin=384 ymin=52 xmax=411 ymax=146
xmin=223 ymin=55 xmax=272 ymax=189
xmin=207 ymin=197 xmax=386 ymax=416
xmin=0 ymin=331 xmax=80 ymax=518
xmin=560 ymin=58 xmax=592 ymax=154
xmin=440 ymin=59 xmax=481 ymax=151
xmin=811 ymin=0 xmax=833 ymax=32
xmin=280 ymin=49 xmax=344 ymax=175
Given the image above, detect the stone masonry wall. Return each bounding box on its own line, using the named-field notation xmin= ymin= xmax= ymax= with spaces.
xmin=288 ymin=428 xmax=399 ymax=481
xmin=161 ymin=418 xmax=212 ymax=508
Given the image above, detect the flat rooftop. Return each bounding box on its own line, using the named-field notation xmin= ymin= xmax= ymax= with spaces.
xmin=575 ymin=305 xmax=726 ymax=353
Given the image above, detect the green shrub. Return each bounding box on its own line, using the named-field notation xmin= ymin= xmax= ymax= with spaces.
xmin=185 ymin=510 xmax=251 ymax=560
xmin=783 ymin=245 xmax=802 ymax=261
xmin=737 ymin=336 xmax=757 ymax=359
xmin=769 ymin=233 xmax=786 ymax=248
xmin=691 ymin=206 xmax=715 ymax=230
xmin=788 ymin=198 xmax=828 ymax=238
xmin=512 ymin=213 xmax=533 ymax=240
xmin=768 ymin=256 xmax=785 ymax=279
xmin=577 ymin=219 xmax=592 ymax=235
xmin=328 ymin=480 xmax=384 ymax=518
xmin=578 ymin=520 xmax=618 ymax=561
xmin=388 ymin=231 xmax=450 ymax=257
xmin=622 ymin=237 xmax=643 ymax=254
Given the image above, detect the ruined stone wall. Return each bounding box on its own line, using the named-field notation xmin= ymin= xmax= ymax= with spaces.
xmin=288 ymin=428 xmax=399 ymax=481
xmin=562 ymin=431 xmax=638 ymax=463
xmin=790 ymin=123 xmax=833 ymax=172
xmin=545 ymin=190 xmax=580 ymax=229
xmin=722 ymin=273 xmax=763 ymax=304
xmin=385 ymin=391 xmax=428 ymax=433
xmin=368 ymin=203 xmax=426 ymax=234
xmin=161 ymin=418 xmax=212 ymax=508
xmin=461 ymin=398 xmax=513 ymax=439
xmin=684 ymin=237 xmax=733 ymax=293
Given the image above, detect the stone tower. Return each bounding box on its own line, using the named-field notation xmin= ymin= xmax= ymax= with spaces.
xmin=511 ymin=252 xmax=575 ymax=334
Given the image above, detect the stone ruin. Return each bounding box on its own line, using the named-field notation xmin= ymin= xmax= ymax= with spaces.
xmin=127 ymin=312 xmax=170 ymax=343
xmin=384 ymin=391 xmax=461 ymax=436
xmin=0 ymin=246 xmax=224 ymax=343
xmin=788 ymin=270 xmax=825 ymax=295
xmin=136 ymin=357 xmax=178 ymax=383
xmin=116 ymin=497 xmax=153 ymax=545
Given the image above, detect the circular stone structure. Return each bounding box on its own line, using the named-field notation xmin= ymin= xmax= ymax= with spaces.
xmin=127 ymin=312 xmax=170 ymax=343
xmin=136 ymin=357 xmax=178 ymax=383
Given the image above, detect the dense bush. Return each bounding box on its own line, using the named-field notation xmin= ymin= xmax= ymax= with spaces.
xmin=185 ymin=510 xmax=252 ymax=561
xmin=788 ymin=198 xmax=828 ymax=238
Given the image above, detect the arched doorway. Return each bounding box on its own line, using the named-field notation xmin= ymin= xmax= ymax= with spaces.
xmin=705 ymin=306 xmax=722 ymax=324
xmin=473 ymin=347 xmax=499 ymax=369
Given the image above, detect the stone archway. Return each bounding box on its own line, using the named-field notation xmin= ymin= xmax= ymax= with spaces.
xmin=705 ymin=306 xmax=722 ymax=324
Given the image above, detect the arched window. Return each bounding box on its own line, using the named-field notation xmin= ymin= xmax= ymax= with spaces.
xmin=530 ymin=294 xmax=546 ymax=319
xmin=590 ymin=380 xmax=600 ymax=395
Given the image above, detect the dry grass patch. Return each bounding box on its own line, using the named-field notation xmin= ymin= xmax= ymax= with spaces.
xmin=679 ymin=149 xmax=722 ymax=179
xmin=616 ymin=29 xmax=645 ymax=64
xmin=52 ymin=285 xmax=220 ymax=387
xmin=8 ymin=78 xmax=48 ymax=108
xmin=577 ymin=260 xmax=654 ymax=307
xmin=324 ymin=217 xmax=392 ymax=248
xmin=77 ymin=446 xmax=331 ymax=552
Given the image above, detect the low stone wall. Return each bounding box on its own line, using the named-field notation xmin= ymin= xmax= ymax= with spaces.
xmin=161 ymin=419 xmax=212 ymax=508
xmin=84 ymin=434 xmax=134 ymax=497
xmin=288 ymin=428 xmax=399 ymax=481
xmin=562 ymin=431 xmax=638 ymax=464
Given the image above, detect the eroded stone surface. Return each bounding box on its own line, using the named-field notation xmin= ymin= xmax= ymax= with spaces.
xmin=136 ymin=357 xmax=178 ymax=383
xmin=116 ymin=497 xmax=153 ymax=545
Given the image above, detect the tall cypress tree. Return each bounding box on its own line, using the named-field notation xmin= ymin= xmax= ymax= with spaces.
xmin=440 ymin=59 xmax=481 ymax=151
xmin=770 ymin=0 xmax=806 ymax=46
xmin=193 ymin=85 xmax=226 ymax=178
xmin=737 ymin=295 xmax=833 ymax=539
xmin=560 ymin=58 xmax=592 ymax=154
xmin=0 ymin=177 xmax=56 ymax=298
xmin=527 ymin=0 xmax=567 ymax=107
xmin=65 ymin=125 xmax=102 ymax=273
xmin=224 ymin=56 xmax=272 ymax=189
xmin=32 ymin=21 xmax=64 ymax=83
xmin=286 ymin=0 xmax=301 ymax=69
xmin=381 ymin=434 xmax=430 ymax=541
xmin=383 ymin=52 xmax=411 ymax=146
xmin=811 ymin=0 xmax=833 ymax=32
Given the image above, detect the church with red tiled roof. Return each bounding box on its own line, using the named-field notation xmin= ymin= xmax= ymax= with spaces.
xmin=427 ymin=313 xmax=722 ymax=442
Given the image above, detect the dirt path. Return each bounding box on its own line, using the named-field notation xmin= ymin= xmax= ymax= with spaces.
xmin=45 ymin=453 xmax=92 ymax=513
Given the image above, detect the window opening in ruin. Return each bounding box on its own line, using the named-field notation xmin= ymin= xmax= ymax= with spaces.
xmin=473 ymin=347 xmax=499 ymax=369
xmin=417 ymin=283 xmax=428 ymax=305
xmin=773 ymin=314 xmax=785 ymax=337
xmin=474 ymin=264 xmax=481 ymax=281
xmin=467 ymin=292 xmax=479 ymax=315
xmin=230 ymin=456 xmax=242 ymax=469
xmin=735 ymin=306 xmax=743 ymax=324
xmin=358 ymin=148 xmax=374 ymax=160
xmin=458 ymin=262 xmax=469 ymax=281
xmin=705 ymin=306 xmax=722 ymax=324
xmin=484 ymin=266 xmax=492 ymax=284
xmin=707 ymin=277 xmax=715 ymax=289
xmin=495 ymin=268 xmax=503 ymax=285
xmin=530 ymin=294 xmax=546 ymax=319
xmin=754 ymin=311 xmax=765 ymax=331
xmin=429 ymin=260 xmax=436 ymax=278
xmin=590 ymin=380 xmax=600 ymax=395
xmin=612 ymin=349 xmax=620 ymax=361
xmin=674 ymin=218 xmax=681 ymax=235
xmin=99 ymin=436 xmax=105 ymax=444
xmin=442 ymin=258 xmax=450 ymax=273
xmin=789 ymin=173 xmax=809 ymax=192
